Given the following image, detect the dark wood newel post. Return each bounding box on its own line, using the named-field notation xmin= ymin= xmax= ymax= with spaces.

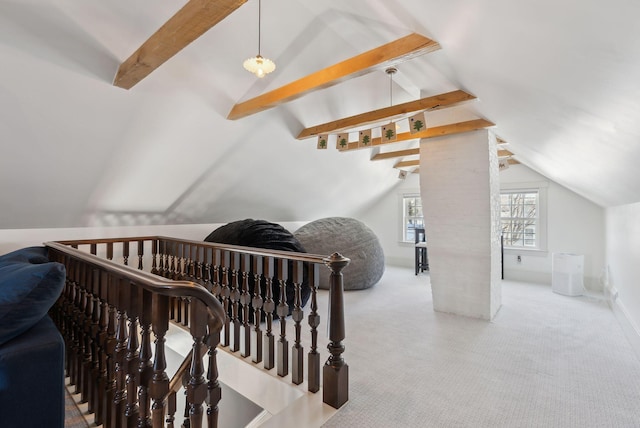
xmin=323 ymin=252 xmax=350 ymax=409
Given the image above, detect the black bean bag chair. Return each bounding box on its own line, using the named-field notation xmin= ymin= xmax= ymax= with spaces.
xmin=204 ymin=219 xmax=310 ymax=322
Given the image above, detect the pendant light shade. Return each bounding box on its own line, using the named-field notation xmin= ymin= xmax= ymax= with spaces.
xmin=243 ymin=0 xmax=275 ymax=78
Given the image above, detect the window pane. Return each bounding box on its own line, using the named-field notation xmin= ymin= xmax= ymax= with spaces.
xmin=500 ymin=190 xmax=539 ymax=248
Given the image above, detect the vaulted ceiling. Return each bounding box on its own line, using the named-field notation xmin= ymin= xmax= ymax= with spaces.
xmin=1 ymin=0 xmax=640 ymax=229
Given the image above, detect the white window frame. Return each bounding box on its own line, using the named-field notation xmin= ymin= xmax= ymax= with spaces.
xmin=399 ymin=192 xmax=424 ymax=244
xmin=500 ymin=181 xmax=548 ymax=253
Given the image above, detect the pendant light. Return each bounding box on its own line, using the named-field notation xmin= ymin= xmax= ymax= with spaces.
xmin=243 ymin=0 xmax=275 ymax=78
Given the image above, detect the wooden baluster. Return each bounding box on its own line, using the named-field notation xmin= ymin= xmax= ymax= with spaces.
xmin=123 ymin=241 xmax=130 ymax=266
xmin=112 ymin=279 xmax=130 ymax=428
xmin=69 ymin=260 xmax=81 ymax=391
xmin=211 ymin=249 xmax=221 ymax=299
xmin=138 ymin=288 xmax=153 ymax=428
xmin=151 ymin=240 xmax=159 ymax=275
xmin=81 ymin=265 xmax=93 ymax=405
xmin=230 ymin=253 xmax=241 ymax=352
xmin=94 ymin=271 xmax=109 ymax=426
xmin=220 ymin=251 xmax=231 ymax=347
xmin=107 ymin=242 xmax=114 ymax=261
xmin=166 ymin=391 xmax=176 ymax=428
xmin=263 ymin=257 xmax=275 ymax=370
xmin=150 ymin=294 xmax=170 ymax=428
xmin=104 ymin=274 xmax=118 ymax=428
xmin=125 ymin=283 xmax=141 ymax=426
xmin=307 ymin=264 xmax=321 ymax=393
xmin=88 ymin=269 xmax=101 ymax=414
xmin=91 ymin=243 xmax=97 ymax=256
xmin=322 ymin=253 xmax=350 ymax=409
xmin=203 ymin=248 xmax=212 ymax=292
xmin=76 ymin=263 xmax=88 ymax=399
xmin=196 ymin=245 xmax=204 ymax=285
xmin=291 ymin=261 xmax=304 ymax=385
xmin=206 ymin=329 xmax=222 ymax=428
xmin=138 ymin=240 xmax=144 ymax=271
xmin=252 ymin=256 xmax=263 ymax=364
xmin=276 ymin=259 xmax=289 ymax=377
xmin=182 ymin=244 xmax=191 ymax=327
xmin=187 ymin=301 xmax=208 ymax=428
xmin=240 ymin=254 xmax=251 ymax=357
xmin=184 ymin=244 xmax=195 ymax=281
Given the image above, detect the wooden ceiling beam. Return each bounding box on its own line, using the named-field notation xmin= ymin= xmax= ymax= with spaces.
xmin=371 ymin=148 xmax=419 ymax=161
xmin=227 ymin=33 xmax=441 ymax=120
xmin=297 ymin=90 xmax=475 ymax=139
xmin=394 ymin=159 xmax=420 ymax=168
xmin=498 ymin=149 xmax=514 ymax=157
xmin=114 ymin=0 xmax=247 ymax=90
xmin=338 ymin=118 xmax=495 ymax=152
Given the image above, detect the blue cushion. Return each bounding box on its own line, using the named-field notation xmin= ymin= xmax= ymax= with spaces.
xmin=0 ymin=246 xmax=50 ymax=267
xmin=0 ymin=253 xmax=65 ymax=346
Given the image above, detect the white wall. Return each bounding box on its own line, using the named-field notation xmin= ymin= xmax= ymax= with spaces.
xmin=355 ymin=171 xmax=421 ymax=269
xmin=605 ymin=202 xmax=640 ymax=355
xmin=0 ymin=221 xmax=308 ymax=255
xmin=500 ymin=165 xmax=605 ymax=290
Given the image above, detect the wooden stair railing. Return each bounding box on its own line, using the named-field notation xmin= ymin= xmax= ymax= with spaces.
xmin=50 ymin=235 xmax=351 ymax=421
xmin=46 ymin=241 xmax=226 ymax=428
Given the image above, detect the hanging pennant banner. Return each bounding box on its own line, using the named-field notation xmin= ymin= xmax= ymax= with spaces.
xmin=358 ymin=129 xmax=372 ymax=148
xmin=409 ymin=112 xmax=427 ymax=134
xmin=317 ymin=134 xmax=328 ymax=149
xmin=336 ymin=133 xmax=349 ymax=150
xmin=381 ymin=124 xmax=397 ymax=142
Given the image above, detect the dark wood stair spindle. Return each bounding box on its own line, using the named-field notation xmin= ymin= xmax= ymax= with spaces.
xmin=211 ymin=249 xmax=222 ymax=299
xmin=230 ymin=253 xmax=241 ymax=352
xmin=263 ymin=257 xmax=275 ymax=370
xmin=276 ymin=259 xmax=289 ymax=378
xmin=187 ymin=301 xmax=208 ymax=428
xmin=138 ymin=288 xmax=154 ymax=428
xmin=240 ymin=253 xmax=251 ymax=358
xmin=103 ymin=274 xmax=118 ymax=428
xmin=125 ymin=283 xmax=141 ymax=426
xmin=323 ymin=252 xmax=350 ymax=409
xmin=88 ymin=269 xmax=101 ymax=415
xmin=206 ymin=328 xmax=222 ymax=428
xmin=151 ymin=239 xmax=159 ymax=275
xmin=307 ymin=264 xmax=321 ymax=393
xmin=81 ymin=263 xmax=93 ymax=405
xmin=150 ymin=294 xmax=170 ymax=428
xmin=123 ymin=241 xmax=130 ymax=266
xmin=137 ymin=240 xmax=145 ymax=271
xmin=112 ymin=279 xmax=130 ymax=428
xmin=94 ymin=271 xmax=110 ymax=426
xmin=252 ymin=256 xmax=264 ymax=364
xmin=291 ymin=261 xmax=304 ymax=385
xmin=220 ymin=251 xmax=231 ymax=348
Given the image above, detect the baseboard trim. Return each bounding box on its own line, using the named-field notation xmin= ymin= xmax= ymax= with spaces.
xmin=610 ymin=297 xmax=640 ymax=362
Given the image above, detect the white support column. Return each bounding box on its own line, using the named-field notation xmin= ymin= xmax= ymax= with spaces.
xmin=420 ymin=129 xmax=501 ymax=320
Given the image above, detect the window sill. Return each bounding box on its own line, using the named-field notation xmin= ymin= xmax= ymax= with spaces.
xmin=503 ymin=247 xmax=548 ymax=257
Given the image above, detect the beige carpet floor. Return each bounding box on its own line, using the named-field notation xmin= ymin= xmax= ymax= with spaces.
xmin=322 ymin=267 xmax=640 ymax=427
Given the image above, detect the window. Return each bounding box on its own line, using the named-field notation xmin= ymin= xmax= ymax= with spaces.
xmin=500 ymin=191 xmax=539 ymax=248
xmin=402 ymin=194 xmax=424 ymax=242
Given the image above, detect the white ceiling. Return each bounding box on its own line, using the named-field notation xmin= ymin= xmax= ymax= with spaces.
xmin=1 ymin=0 xmax=639 ymax=229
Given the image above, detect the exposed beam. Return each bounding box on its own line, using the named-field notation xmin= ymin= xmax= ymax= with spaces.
xmin=498 ymin=149 xmax=514 ymax=157
xmin=508 ymin=159 xmax=520 ymax=165
xmin=297 ymin=90 xmax=475 ymax=139
xmin=371 ymin=148 xmax=419 ymax=161
xmin=394 ymin=159 xmax=420 ymax=168
xmin=114 ymin=0 xmax=247 ymax=89
xmin=228 ymin=33 xmax=441 ymax=120
xmin=339 ymin=119 xmax=495 ymax=152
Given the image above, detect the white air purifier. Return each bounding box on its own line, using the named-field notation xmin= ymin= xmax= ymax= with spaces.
xmin=552 ymin=253 xmax=585 ymax=296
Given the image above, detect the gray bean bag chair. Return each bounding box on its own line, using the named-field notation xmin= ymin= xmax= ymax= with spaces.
xmin=294 ymin=217 xmax=384 ymax=290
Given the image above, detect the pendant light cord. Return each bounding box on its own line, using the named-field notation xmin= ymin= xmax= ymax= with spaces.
xmin=258 ymin=0 xmax=262 ymax=56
